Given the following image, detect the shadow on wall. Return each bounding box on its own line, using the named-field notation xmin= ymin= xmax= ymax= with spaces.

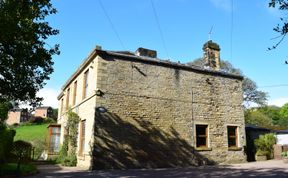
xmin=91 ymin=108 xmax=215 ymax=170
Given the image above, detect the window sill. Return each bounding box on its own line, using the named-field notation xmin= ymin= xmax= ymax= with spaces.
xmin=195 ymin=147 xmax=212 ymax=151
xmin=228 ymin=147 xmax=242 ymax=151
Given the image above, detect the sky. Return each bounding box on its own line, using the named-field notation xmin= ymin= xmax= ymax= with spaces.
xmin=39 ymin=0 xmax=288 ymax=108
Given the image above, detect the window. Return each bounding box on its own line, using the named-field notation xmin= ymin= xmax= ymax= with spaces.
xmin=79 ymin=120 xmax=86 ymax=155
xmin=48 ymin=125 xmax=61 ymax=153
xmin=73 ymin=81 xmax=77 ymax=105
xmin=83 ymin=70 xmax=89 ymax=99
xmin=196 ymin=125 xmax=208 ymax=148
xmin=66 ymin=88 xmax=70 ymax=110
xmin=227 ymin=126 xmax=238 ymax=148
xmin=61 ymin=98 xmax=64 ymax=113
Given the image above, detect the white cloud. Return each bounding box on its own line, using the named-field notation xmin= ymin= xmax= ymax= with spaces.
xmin=209 ymin=0 xmax=231 ymax=12
xmin=37 ymin=87 xmax=60 ymax=108
xmin=268 ymin=97 xmax=288 ymax=107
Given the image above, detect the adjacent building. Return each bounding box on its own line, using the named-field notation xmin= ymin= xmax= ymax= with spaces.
xmin=6 ymin=108 xmax=30 ymax=125
xmin=57 ymin=41 xmax=246 ymax=169
xmin=34 ymin=106 xmax=53 ymax=118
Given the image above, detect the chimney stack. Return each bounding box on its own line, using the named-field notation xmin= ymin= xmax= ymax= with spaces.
xmin=135 ymin=47 xmax=157 ymax=58
xmin=202 ymin=40 xmax=220 ymax=70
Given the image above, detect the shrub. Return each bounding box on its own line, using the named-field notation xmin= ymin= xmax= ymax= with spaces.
xmin=30 ymin=139 xmax=46 ymax=160
xmin=29 ymin=116 xmax=44 ymax=124
xmin=254 ymin=133 xmax=276 ymax=159
xmin=281 ymin=151 xmax=288 ymax=158
xmin=0 ymin=163 xmax=37 ymax=176
xmin=11 ymin=140 xmax=33 ymax=172
xmin=62 ymin=150 xmax=77 ymax=167
xmin=0 ymin=127 xmax=16 ymax=164
xmin=43 ymin=117 xmax=56 ymax=124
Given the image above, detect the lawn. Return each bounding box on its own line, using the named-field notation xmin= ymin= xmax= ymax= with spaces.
xmin=14 ymin=123 xmax=49 ymax=142
xmin=14 ymin=123 xmax=50 ymax=159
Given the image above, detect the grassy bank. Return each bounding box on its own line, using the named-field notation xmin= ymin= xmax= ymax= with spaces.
xmin=14 ymin=123 xmax=49 ymax=142
xmin=13 ymin=123 xmax=49 ymax=159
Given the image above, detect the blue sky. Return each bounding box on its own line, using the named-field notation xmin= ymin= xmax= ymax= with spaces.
xmin=40 ymin=0 xmax=288 ymax=108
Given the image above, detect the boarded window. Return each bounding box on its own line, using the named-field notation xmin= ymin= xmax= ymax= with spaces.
xmin=83 ymin=70 xmax=89 ymax=99
xmin=227 ymin=126 xmax=238 ymax=147
xmin=73 ymin=81 xmax=77 ymax=106
xmin=79 ymin=120 xmax=86 ymax=155
xmin=196 ymin=125 xmax=208 ymax=148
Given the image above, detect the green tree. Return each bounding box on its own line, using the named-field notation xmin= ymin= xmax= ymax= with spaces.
xmin=245 ymin=110 xmax=273 ymax=129
xmin=0 ymin=0 xmax=59 ymax=105
xmin=188 ymin=58 xmax=267 ymax=107
xmin=268 ymin=0 xmax=288 ymax=50
xmin=0 ymin=101 xmax=13 ymax=123
xmin=51 ymin=108 xmax=58 ymax=120
xmin=258 ymin=105 xmax=282 ymax=125
xmin=280 ymin=103 xmax=288 ymax=118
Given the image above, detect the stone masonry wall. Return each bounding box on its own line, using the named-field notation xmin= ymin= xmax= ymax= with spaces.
xmin=93 ymin=55 xmax=246 ymax=169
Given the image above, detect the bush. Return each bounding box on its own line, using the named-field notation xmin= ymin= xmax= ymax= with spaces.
xmin=43 ymin=117 xmax=56 ymax=124
xmin=29 ymin=116 xmax=44 ymax=124
xmin=0 ymin=127 xmax=16 ymax=163
xmin=281 ymin=151 xmax=288 ymax=158
xmin=0 ymin=163 xmax=37 ymax=176
xmin=11 ymin=140 xmax=33 ymax=172
xmin=30 ymin=139 xmax=46 ymax=160
xmin=254 ymin=133 xmax=276 ymax=159
xmin=11 ymin=140 xmax=33 ymax=163
xmin=62 ymin=151 xmax=77 ymax=167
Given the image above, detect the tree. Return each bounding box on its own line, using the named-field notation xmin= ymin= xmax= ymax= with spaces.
xmin=188 ymin=58 xmax=267 ymax=107
xmin=0 ymin=0 xmax=59 ymax=105
xmin=245 ymin=110 xmax=273 ymax=129
xmin=51 ymin=108 xmax=58 ymax=120
xmin=0 ymin=101 xmax=13 ymax=122
xmin=280 ymin=103 xmax=288 ymax=118
xmin=268 ymin=0 xmax=288 ymax=51
xmin=258 ymin=105 xmax=282 ymax=125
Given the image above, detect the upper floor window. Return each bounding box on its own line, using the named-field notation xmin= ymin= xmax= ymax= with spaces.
xmin=60 ymin=98 xmax=64 ymax=113
xmin=66 ymin=88 xmax=70 ymax=110
xmin=73 ymin=81 xmax=77 ymax=106
xmin=83 ymin=70 xmax=89 ymax=99
xmin=227 ymin=126 xmax=238 ymax=148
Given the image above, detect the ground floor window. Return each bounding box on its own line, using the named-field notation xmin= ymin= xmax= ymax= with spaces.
xmin=227 ymin=126 xmax=238 ymax=148
xmin=196 ymin=124 xmax=208 ymax=148
xmin=79 ymin=120 xmax=86 ymax=155
xmin=48 ymin=124 xmax=61 ymax=153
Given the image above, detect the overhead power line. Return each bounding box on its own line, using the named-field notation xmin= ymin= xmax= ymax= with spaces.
xmin=259 ymin=84 xmax=288 ymax=88
xmin=98 ymin=0 xmax=126 ymax=50
xmin=150 ymin=0 xmax=169 ymax=58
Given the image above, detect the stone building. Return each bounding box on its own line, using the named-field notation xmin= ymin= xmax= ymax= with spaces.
xmin=57 ymin=41 xmax=246 ymax=169
xmin=6 ymin=108 xmax=29 ymax=125
xmin=34 ymin=106 xmax=53 ymax=118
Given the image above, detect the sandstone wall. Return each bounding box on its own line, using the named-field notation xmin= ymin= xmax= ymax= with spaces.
xmin=93 ymin=56 xmax=246 ymax=169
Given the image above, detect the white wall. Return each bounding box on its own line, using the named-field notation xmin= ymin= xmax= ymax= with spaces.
xmin=276 ymin=134 xmax=288 ymax=145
